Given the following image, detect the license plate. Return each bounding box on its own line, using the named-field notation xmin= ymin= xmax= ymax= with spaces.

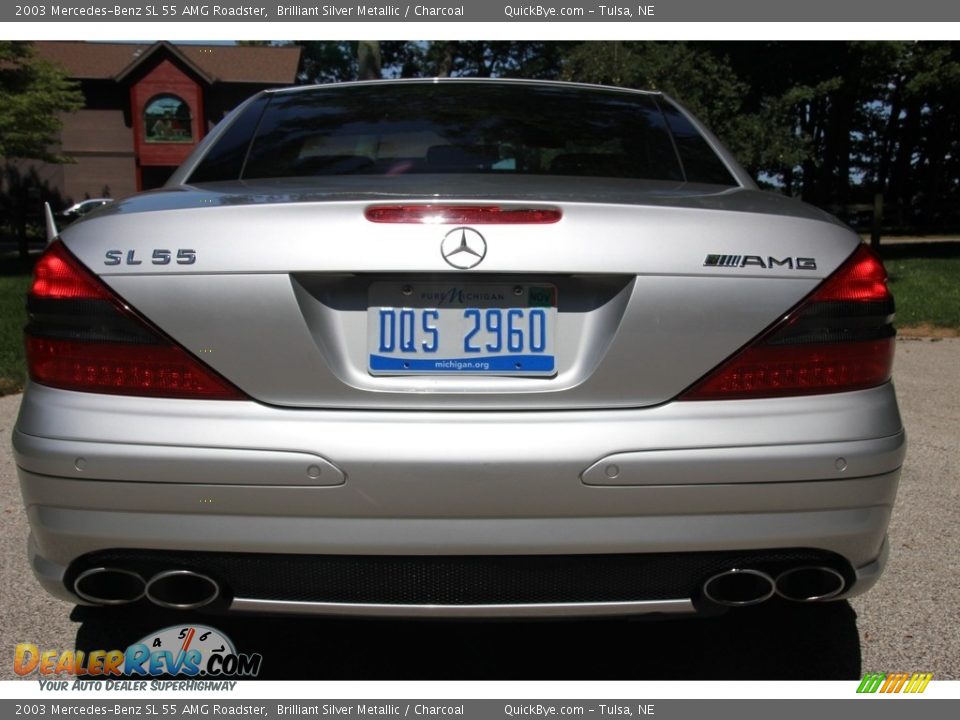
xmin=367 ymin=282 xmax=557 ymax=376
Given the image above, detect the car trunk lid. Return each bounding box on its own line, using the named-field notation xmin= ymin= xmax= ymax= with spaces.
xmin=62 ymin=181 xmax=860 ymax=410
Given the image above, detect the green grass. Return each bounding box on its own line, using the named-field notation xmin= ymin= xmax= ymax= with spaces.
xmin=881 ymin=243 xmax=960 ymax=333
xmin=0 ymin=270 xmax=31 ymax=396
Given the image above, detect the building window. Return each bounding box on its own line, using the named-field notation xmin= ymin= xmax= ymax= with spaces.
xmin=144 ymin=95 xmax=193 ymax=143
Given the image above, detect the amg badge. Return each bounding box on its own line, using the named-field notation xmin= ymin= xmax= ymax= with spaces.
xmin=704 ymin=254 xmax=817 ymax=270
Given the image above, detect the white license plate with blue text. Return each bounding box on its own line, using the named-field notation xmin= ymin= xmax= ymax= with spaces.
xmin=367 ymin=282 xmax=557 ymax=376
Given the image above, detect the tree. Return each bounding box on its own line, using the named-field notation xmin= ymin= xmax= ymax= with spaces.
xmin=285 ymin=39 xmax=960 ymax=232
xmin=357 ymin=41 xmax=381 ymax=80
xmin=0 ymin=41 xmax=82 ymax=257
xmin=876 ymin=42 xmax=960 ymax=228
xmin=293 ymin=41 xmax=565 ymax=83
xmin=294 ymin=41 xmax=421 ymax=83
xmin=295 ymin=41 xmax=358 ymax=84
xmin=0 ymin=41 xmax=83 ymax=162
xmin=561 ymin=42 xmax=757 ymax=167
xmin=422 ymin=41 xmax=567 ymax=79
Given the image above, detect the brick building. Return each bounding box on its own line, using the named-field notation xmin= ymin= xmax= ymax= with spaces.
xmin=27 ymin=41 xmax=301 ymax=204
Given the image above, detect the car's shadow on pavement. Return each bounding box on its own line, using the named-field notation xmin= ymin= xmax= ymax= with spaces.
xmin=72 ymin=600 xmax=861 ymax=680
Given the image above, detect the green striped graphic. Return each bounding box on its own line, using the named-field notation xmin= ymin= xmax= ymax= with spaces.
xmin=857 ymin=672 xmax=932 ymax=694
xmin=857 ymin=672 xmax=886 ymax=693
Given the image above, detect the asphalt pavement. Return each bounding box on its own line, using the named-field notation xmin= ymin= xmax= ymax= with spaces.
xmin=1 ymin=337 xmax=957 ymax=681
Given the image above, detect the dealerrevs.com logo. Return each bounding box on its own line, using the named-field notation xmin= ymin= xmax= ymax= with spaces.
xmin=857 ymin=672 xmax=933 ymax=694
xmin=14 ymin=625 xmax=262 ymax=686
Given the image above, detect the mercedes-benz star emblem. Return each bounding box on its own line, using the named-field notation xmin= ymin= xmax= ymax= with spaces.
xmin=441 ymin=227 xmax=487 ymax=270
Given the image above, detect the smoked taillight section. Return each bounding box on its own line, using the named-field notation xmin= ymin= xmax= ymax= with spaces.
xmin=681 ymin=245 xmax=895 ymax=400
xmin=25 ymin=242 xmax=244 ymax=400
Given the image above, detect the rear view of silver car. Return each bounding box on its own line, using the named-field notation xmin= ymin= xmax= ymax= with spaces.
xmin=14 ymin=79 xmax=905 ymax=616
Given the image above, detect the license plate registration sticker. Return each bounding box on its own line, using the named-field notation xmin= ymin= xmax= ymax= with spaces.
xmin=367 ymin=282 xmax=557 ymax=376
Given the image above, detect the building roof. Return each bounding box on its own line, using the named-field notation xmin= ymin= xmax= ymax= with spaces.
xmin=32 ymin=41 xmax=301 ymax=85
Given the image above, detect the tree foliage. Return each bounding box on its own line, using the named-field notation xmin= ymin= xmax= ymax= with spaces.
xmin=562 ymin=42 xmax=751 ymax=160
xmin=0 ymin=41 xmax=83 ymax=162
xmin=295 ymin=41 xmax=358 ymax=84
xmin=291 ymin=40 xmax=960 ymax=230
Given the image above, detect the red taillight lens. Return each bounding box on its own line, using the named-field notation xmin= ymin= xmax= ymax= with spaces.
xmin=25 ymin=242 xmax=245 ymax=400
xmin=365 ymin=205 xmax=562 ymax=224
xmin=31 ymin=245 xmax=112 ymax=301
xmin=806 ymin=244 xmax=889 ymax=302
xmin=681 ymin=245 xmax=895 ymax=400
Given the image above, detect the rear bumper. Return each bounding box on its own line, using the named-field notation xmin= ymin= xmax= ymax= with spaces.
xmin=14 ymin=382 xmax=905 ymax=615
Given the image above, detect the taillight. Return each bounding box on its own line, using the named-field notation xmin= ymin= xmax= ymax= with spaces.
xmin=681 ymin=244 xmax=895 ymax=400
xmin=365 ymin=205 xmax=562 ymax=224
xmin=25 ymin=242 xmax=245 ymax=400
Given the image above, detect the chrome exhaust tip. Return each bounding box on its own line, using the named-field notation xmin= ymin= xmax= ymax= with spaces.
xmin=702 ymin=568 xmax=776 ymax=607
xmin=145 ymin=570 xmax=220 ymax=611
xmin=775 ymin=566 xmax=846 ymax=602
xmin=74 ymin=567 xmax=146 ymax=605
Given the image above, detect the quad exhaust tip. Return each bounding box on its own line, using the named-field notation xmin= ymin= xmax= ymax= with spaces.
xmin=702 ymin=568 xmax=775 ymax=607
xmin=775 ymin=566 xmax=846 ymax=602
xmin=74 ymin=567 xmax=146 ymax=605
xmin=145 ymin=570 xmax=221 ymax=610
xmin=75 ymin=563 xmax=843 ymax=610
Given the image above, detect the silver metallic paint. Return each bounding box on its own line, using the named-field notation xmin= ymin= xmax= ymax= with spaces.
xmin=14 ymin=79 xmax=905 ymax=615
xmin=65 ymin=194 xmax=858 ymax=409
xmin=16 ymin=381 xmax=903 ymax=609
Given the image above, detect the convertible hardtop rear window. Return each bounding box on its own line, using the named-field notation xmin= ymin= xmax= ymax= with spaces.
xmin=189 ymin=83 xmax=737 ymax=186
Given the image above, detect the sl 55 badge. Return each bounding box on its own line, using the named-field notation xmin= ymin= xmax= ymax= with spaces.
xmin=105 ymin=249 xmax=196 ymax=266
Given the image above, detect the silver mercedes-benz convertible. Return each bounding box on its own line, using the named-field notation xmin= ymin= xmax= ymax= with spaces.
xmin=14 ymin=79 xmax=905 ymax=617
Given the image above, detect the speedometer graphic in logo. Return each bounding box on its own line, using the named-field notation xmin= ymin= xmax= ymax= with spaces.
xmin=130 ymin=625 xmax=238 ymax=676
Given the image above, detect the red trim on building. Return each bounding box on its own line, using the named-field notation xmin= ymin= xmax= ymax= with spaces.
xmin=23 ymin=42 xmax=300 ymax=202
xmin=130 ymin=57 xmax=205 ymax=182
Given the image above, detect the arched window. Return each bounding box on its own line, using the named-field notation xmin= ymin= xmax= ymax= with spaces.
xmin=144 ymin=95 xmax=193 ymax=143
